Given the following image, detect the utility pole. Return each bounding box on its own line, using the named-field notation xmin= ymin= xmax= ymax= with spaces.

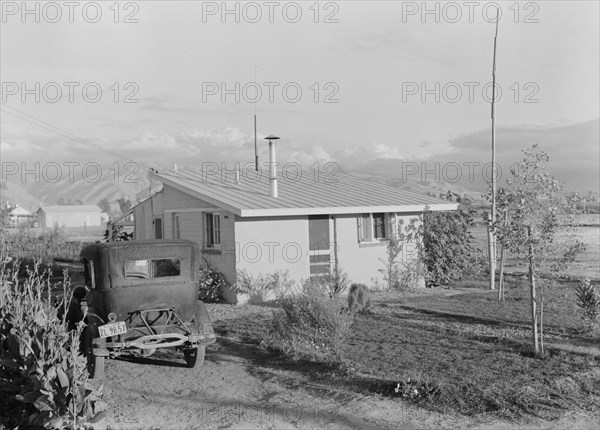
xmin=488 ymin=7 xmax=500 ymax=290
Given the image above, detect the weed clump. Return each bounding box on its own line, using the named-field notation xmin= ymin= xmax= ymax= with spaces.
xmin=263 ymin=281 xmax=353 ymax=365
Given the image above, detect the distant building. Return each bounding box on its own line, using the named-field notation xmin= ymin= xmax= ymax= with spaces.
xmin=37 ymin=205 xmax=105 ymax=228
xmin=8 ymin=205 xmax=34 ymax=226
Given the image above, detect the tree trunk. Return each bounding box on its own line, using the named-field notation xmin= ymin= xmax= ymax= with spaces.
xmin=487 ymin=212 xmax=496 ymax=290
xmin=528 ymin=226 xmax=539 ymax=355
xmin=540 ymin=285 xmax=544 ymax=355
xmin=498 ymin=209 xmax=508 ymax=302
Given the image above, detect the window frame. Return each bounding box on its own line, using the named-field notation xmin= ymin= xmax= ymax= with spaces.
xmin=172 ymin=213 xmax=181 ymax=239
xmin=154 ymin=216 xmax=163 ymax=239
xmin=357 ymin=212 xmax=396 ymax=243
xmin=204 ymin=212 xmax=221 ymax=250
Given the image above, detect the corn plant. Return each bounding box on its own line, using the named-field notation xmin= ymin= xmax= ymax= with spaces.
xmin=0 ymin=256 xmax=106 ymax=428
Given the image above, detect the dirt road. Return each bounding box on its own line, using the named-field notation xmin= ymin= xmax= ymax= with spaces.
xmin=94 ymin=338 xmax=600 ymax=430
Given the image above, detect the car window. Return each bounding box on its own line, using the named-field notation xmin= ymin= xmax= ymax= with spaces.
xmin=83 ymin=259 xmax=96 ymax=289
xmin=124 ymin=258 xmax=181 ymax=279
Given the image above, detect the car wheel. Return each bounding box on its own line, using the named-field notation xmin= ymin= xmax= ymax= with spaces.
xmin=83 ymin=325 xmax=105 ymax=380
xmin=183 ymin=345 xmax=205 ymax=369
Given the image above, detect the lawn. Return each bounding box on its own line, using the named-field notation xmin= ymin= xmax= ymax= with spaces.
xmin=214 ymin=279 xmax=600 ymax=421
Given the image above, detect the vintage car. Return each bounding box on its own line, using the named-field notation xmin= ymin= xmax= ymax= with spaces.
xmin=71 ymin=239 xmax=216 ymax=379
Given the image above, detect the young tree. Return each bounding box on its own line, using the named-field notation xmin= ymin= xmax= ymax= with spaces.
xmin=494 ymin=145 xmax=585 ymax=355
xmin=97 ymin=198 xmax=111 ymax=214
xmin=116 ymin=196 xmax=131 ymax=214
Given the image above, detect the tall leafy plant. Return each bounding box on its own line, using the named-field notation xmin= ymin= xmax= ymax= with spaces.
xmin=492 ymin=145 xmax=585 ymax=355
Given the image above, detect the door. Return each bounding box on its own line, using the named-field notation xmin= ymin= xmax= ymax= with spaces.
xmin=309 ymin=215 xmax=330 ymax=276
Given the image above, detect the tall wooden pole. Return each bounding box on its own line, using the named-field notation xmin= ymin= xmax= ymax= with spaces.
xmin=488 ymin=8 xmax=500 ymax=290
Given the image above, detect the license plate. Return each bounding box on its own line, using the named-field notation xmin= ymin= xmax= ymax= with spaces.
xmin=98 ymin=321 xmax=127 ymax=338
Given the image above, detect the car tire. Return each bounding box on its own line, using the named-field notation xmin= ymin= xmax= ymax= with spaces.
xmin=183 ymin=345 xmax=205 ymax=369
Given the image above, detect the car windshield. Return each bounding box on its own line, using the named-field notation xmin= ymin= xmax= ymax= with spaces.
xmin=124 ymin=258 xmax=181 ymax=279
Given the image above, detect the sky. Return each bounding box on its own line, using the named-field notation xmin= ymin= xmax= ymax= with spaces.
xmin=1 ymin=1 xmax=599 ymax=193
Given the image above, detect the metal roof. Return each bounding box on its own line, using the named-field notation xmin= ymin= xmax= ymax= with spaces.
xmin=38 ymin=205 xmax=103 ymax=213
xmin=152 ymin=168 xmax=457 ymax=217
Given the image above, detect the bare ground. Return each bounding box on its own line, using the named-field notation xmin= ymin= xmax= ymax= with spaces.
xmin=92 ymin=336 xmax=600 ymax=430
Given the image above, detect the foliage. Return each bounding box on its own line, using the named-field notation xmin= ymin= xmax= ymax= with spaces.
xmin=103 ymin=224 xmax=133 ymax=242
xmin=1 ymin=225 xmax=68 ymax=265
xmin=264 ymin=283 xmax=353 ymax=364
xmin=394 ymin=376 xmax=439 ymax=402
xmin=96 ymin=198 xmax=111 ymax=215
xmin=235 ymin=269 xmax=296 ymax=302
xmin=575 ymin=278 xmax=600 ymax=327
xmin=492 ymin=145 xmax=585 ymax=355
xmin=198 ymin=259 xmax=228 ymax=302
xmin=421 ymin=193 xmax=482 ymax=285
xmin=0 ymin=257 xmax=106 ymax=428
xmin=302 ymin=266 xmax=350 ymax=299
xmin=380 ymin=197 xmax=480 ymax=290
xmin=347 ymin=283 xmax=371 ymax=313
xmin=116 ymin=197 xmax=131 ymax=215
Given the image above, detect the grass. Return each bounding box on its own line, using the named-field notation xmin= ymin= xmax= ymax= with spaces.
xmin=213 ymin=277 xmax=600 ymax=421
xmin=345 ymin=290 xmax=600 ymax=419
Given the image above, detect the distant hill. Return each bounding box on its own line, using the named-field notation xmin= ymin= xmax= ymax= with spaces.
xmin=2 ymin=163 xmax=152 ymax=211
xmin=2 ymin=160 xmax=483 ymax=212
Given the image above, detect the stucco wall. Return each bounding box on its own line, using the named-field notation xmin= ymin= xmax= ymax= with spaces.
xmin=335 ymin=213 xmax=423 ymax=289
xmin=234 ymin=215 xmax=310 ymax=299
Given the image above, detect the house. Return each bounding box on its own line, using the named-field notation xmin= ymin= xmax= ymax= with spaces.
xmin=37 ymin=205 xmax=105 ymax=228
xmin=133 ymin=155 xmax=457 ymax=303
xmin=8 ymin=205 xmax=35 ymax=226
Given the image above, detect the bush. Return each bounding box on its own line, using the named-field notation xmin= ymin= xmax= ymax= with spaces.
xmin=575 ymin=278 xmax=600 ymax=328
xmin=198 ymin=260 xmax=228 ymax=302
xmin=264 ymin=284 xmax=353 ymax=364
xmin=234 ymin=270 xmax=295 ymax=302
xmin=0 ymin=257 xmax=106 ymax=428
xmin=301 ymin=267 xmax=350 ymax=299
xmin=421 ymin=193 xmax=482 ymax=285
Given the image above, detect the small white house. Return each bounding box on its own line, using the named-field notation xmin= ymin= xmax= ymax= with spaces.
xmin=133 ymin=161 xmax=457 ymax=303
xmin=38 ymin=205 xmax=104 ymax=228
xmin=8 ymin=205 xmax=34 ymax=226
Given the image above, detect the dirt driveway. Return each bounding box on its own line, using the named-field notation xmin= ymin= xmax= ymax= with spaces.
xmin=94 ymin=337 xmax=600 ymax=430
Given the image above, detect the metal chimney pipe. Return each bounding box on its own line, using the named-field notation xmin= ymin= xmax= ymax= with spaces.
xmin=264 ymin=135 xmax=280 ymax=198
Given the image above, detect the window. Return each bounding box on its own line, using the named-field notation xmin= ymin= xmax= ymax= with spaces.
xmin=373 ymin=213 xmax=386 ymax=239
xmin=358 ymin=213 xmax=395 ymax=243
xmin=172 ymin=213 xmax=181 ymax=239
xmin=83 ymin=259 xmax=96 ymax=289
xmin=154 ymin=217 xmax=163 ymax=239
xmin=125 ymin=258 xmax=181 ymax=279
xmin=205 ymin=213 xmax=221 ymax=249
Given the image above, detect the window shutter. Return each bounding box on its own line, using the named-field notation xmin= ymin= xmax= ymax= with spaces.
xmin=357 ymin=215 xmax=363 ymax=243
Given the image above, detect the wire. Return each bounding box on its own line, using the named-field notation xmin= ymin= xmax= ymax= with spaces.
xmin=0 ymin=104 xmax=154 ymax=171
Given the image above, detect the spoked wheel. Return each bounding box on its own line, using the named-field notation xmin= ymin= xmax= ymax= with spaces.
xmin=183 ymin=345 xmax=205 ymax=369
xmin=82 ymin=325 xmax=105 ymax=380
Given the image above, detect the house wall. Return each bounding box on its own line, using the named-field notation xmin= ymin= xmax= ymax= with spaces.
xmin=335 ymin=213 xmax=423 ymax=289
xmin=159 ymin=185 xmax=238 ymax=299
xmin=234 ymin=215 xmax=310 ymax=300
xmin=41 ymin=211 xmax=103 ymax=228
xmin=133 ymin=193 xmax=163 ymax=240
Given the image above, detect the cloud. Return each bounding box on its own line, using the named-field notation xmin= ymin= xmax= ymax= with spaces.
xmin=345 ymin=119 xmax=600 ymax=193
